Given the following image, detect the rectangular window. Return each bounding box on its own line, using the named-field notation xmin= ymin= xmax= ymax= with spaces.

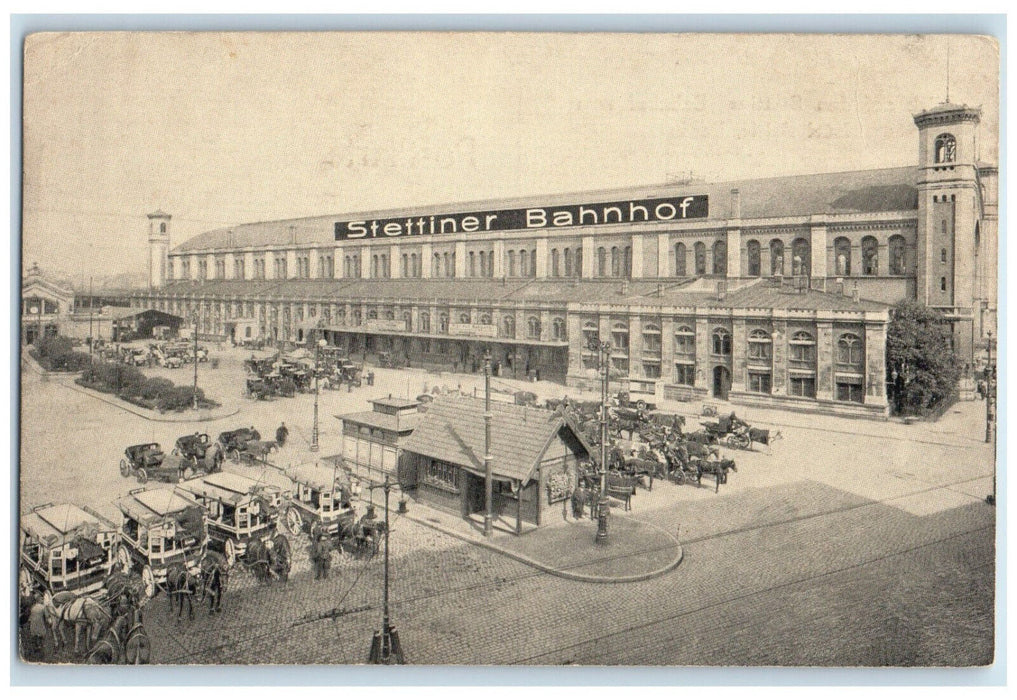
xmin=642 ymin=362 xmax=661 ymax=379
xmin=748 ymin=372 xmax=771 ymax=394
xmin=941 ymin=277 xmax=947 ymax=291
xmin=790 ymin=344 xmax=814 ymax=364
xmin=423 ymin=460 xmax=459 ymax=492
xmin=789 ymin=376 xmax=816 ymax=397
xmin=673 ymin=363 xmax=695 ymax=386
xmin=836 ymin=381 xmax=864 ymax=403
xmin=748 ymin=342 xmax=771 ymax=361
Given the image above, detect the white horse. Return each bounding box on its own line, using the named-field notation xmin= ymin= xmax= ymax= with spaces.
xmin=43 ymin=591 xmax=112 ymax=654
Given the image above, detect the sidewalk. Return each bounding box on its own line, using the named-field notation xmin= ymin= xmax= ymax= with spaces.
xmin=358 ymin=487 xmax=684 ymax=584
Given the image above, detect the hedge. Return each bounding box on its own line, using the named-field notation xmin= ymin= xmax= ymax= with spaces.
xmin=76 ymin=359 xmax=219 ymax=412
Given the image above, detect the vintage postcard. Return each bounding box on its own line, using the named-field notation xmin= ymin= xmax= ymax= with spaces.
xmin=17 ymin=31 xmax=998 ymax=669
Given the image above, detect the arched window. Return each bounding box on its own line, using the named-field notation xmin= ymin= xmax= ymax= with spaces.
xmin=384 ymin=308 xmax=395 ymax=321
xmin=432 ymin=253 xmax=441 ymax=278
xmin=443 ymin=252 xmax=451 ymax=277
xmin=479 ymin=313 xmax=492 ymax=325
xmin=552 ymin=317 xmax=566 ymax=341
xmin=575 ymin=247 xmax=583 ymax=277
xmin=438 ymin=313 xmax=449 ymax=333
xmin=478 ymin=251 xmax=486 ymax=278
xmin=888 ymin=235 xmax=906 ymax=275
xmin=459 ymin=312 xmax=470 ymax=324
xmin=611 ymin=247 xmax=620 ymax=277
xmin=642 ymin=323 xmax=661 ymax=353
xmin=401 ymin=254 xmax=408 ymax=277
xmin=747 ymin=329 xmax=772 ymax=362
xmin=712 ymin=328 xmax=731 ymax=355
xmin=597 ymin=247 xmax=607 ymax=277
xmin=674 ymin=325 xmax=695 ymax=357
xmin=531 ymin=250 xmax=537 ymax=278
xmin=367 ymin=309 xmax=378 ymax=320
xmin=520 ymin=250 xmax=530 ymax=277
xmin=789 ymin=331 xmax=815 ymax=364
xmin=674 ymin=242 xmax=687 ymax=276
xmin=623 ymin=246 xmax=632 ymax=277
xmin=563 ymin=248 xmax=572 ymax=277
xmin=503 ymin=314 xmax=515 ymax=337
xmin=403 ymin=312 xmax=412 ymax=331
xmin=611 ymin=322 xmax=629 ymax=350
xmin=837 ymin=333 xmax=863 ymax=366
xmin=468 ymin=252 xmax=475 ymax=277
xmin=770 ymin=240 xmax=784 ymax=276
xmin=694 ymin=242 xmax=707 ymax=275
xmin=935 ymin=133 xmax=957 ymax=163
xmin=160 ymin=222 xmax=167 ymax=233
xmin=746 ymin=240 xmax=761 ymax=276
xmin=372 ymin=255 xmax=379 ymax=278
xmin=419 ymin=312 xmax=430 ymax=333
xmin=713 ymin=240 xmax=727 ymax=275
xmin=792 ymin=238 xmax=810 ymax=276
xmin=527 ymin=316 xmax=541 ymax=339
xmin=861 ymin=236 xmax=878 ymax=275
xmin=550 ymin=249 xmax=559 ymax=277
xmin=508 ymin=250 xmax=517 ymax=277
xmin=834 ymin=237 xmax=852 ymax=276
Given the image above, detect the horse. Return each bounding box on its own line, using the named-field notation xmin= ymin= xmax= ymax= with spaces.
xmin=699 ymin=458 xmax=737 ymax=493
xmin=44 ymin=591 xmax=112 ymax=654
xmin=198 ymin=551 xmax=229 ymax=614
xmin=165 ymin=562 xmax=199 ymax=621
xmin=85 ymin=610 xmax=131 ymax=664
xmin=245 ymin=534 xmax=290 ymax=583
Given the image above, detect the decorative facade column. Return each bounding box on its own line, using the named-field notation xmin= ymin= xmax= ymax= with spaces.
xmin=534 ymin=238 xmax=548 ymax=279
xmin=815 ymin=320 xmax=834 ymax=400
xmin=657 ymin=234 xmax=670 ymax=277
xmin=361 ymin=245 xmax=372 ymax=279
xmin=810 ymin=218 xmax=828 ymax=279
xmin=582 ymin=236 xmax=595 ymax=278
xmin=454 ymin=241 xmax=466 ymax=278
xmin=731 ymin=316 xmax=747 ymax=393
xmin=629 ymin=237 xmax=643 ymax=279
xmin=726 ymin=228 xmax=742 ymax=279
xmin=566 ymin=313 xmax=584 ymax=377
xmin=694 ymin=313 xmax=711 ymax=393
xmin=420 ymin=242 xmax=433 ymax=279
xmin=760 ymin=244 xmax=771 ymax=278
xmin=771 ymin=317 xmax=788 ymax=396
xmin=660 ymin=316 xmax=676 ymax=383
xmin=628 ymin=314 xmax=643 ymax=378
xmin=390 ymin=244 xmax=401 ymax=279
xmin=864 ymin=315 xmax=889 ymax=407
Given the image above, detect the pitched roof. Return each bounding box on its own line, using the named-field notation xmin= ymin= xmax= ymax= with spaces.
xmin=401 ymin=396 xmax=588 ymax=483
xmin=172 ymin=166 xmax=919 ymax=253
xmin=631 ymin=278 xmax=890 ymax=313
xmin=337 ymin=410 xmax=420 ymax=433
xmin=22 ymin=504 xmax=115 ymax=542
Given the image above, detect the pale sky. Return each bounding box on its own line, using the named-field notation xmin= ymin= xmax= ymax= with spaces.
xmin=21 ymin=32 xmax=999 ymax=283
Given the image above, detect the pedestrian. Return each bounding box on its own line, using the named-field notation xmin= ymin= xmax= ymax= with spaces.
xmin=26 ymin=592 xmax=47 ymax=661
xmin=311 ymin=534 xmax=332 ymax=580
xmin=275 ymin=422 xmax=289 ymax=448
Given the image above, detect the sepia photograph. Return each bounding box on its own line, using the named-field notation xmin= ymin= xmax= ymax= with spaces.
xmin=16 ymin=29 xmax=999 ymax=670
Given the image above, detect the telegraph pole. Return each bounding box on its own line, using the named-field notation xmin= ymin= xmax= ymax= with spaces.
xmin=311 ymin=338 xmax=325 ymax=451
xmin=596 ymin=340 xmax=611 ymax=544
xmin=483 ymin=350 xmax=493 ymax=537
xmin=368 ymin=475 xmax=405 ymax=664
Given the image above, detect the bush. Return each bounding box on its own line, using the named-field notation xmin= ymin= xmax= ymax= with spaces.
xmin=48 ymin=351 xmax=92 ymax=372
xmin=139 ymin=377 xmax=175 ymax=400
xmin=76 ymin=359 xmax=218 ymax=412
xmin=155 ymin=386 xmax=203 ymax=412
xmin=35 ymin=335 xmax=74 ymax=359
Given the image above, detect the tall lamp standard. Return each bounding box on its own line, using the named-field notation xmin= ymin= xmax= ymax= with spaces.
xmin=985 ymin=331 xmax=996 ymax=505
xmin=311 ymin=338 xmax=326 ymax=452
xmin=367 ymin=475 xmax=405 ymax=664
xmin=594 ymin=339 xmax=612 ymax=544
xmin=191 ymin=312 xmax=200 ymax=410
xmin=483 ymin=349 xmax=493 ymax=537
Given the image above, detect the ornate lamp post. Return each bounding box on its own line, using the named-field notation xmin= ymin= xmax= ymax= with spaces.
xmin=593 ymin=338 xmax=612 ymax=544
xmin=368 ymin=475 xmax=405 ymax=664
xmin=483 ymin=349 xmax=493 ymax=537
xmin=311 ymin=338 xmax=326 ymax=452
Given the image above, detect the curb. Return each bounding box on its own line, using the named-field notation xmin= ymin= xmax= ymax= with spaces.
xmin=60 ymin=379 xmax=241 ymax=423
xmin=403 ymin=508 xmax=684 ymax=584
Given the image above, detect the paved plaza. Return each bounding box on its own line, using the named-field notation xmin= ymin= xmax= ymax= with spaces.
xmin=18 ymin=348 xmax=996 ymax=665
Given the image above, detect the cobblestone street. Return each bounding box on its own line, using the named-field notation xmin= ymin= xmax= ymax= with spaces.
xmin=18 ymin=351 xmax=996 ymax=665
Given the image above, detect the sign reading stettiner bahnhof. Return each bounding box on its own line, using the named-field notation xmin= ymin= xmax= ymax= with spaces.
xmin=335 ymin=195 xmax=709 ymax=240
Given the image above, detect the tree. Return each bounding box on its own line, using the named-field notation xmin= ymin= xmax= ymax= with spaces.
xmin=886 ymin=300 xmax=961 ymax=416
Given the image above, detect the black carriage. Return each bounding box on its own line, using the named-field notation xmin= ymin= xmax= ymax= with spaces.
xmin=230 ymin=440 xmax=278 ymax=467
xmin=119 ymin=443 xmax=198 ymax=484
xmin=173 ymin=433 xmax=222 ymax=471
xmin=217 ymin=427 xmax=261 ymax=456
xmin=615 ymin=391 xmax=657 ymax=412
xmin=701 ymin=414 xmax=782 ymax=451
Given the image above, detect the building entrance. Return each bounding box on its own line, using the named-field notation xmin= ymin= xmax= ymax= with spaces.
xmin=713 ymin=365 xmax=731 ymax=400
xmin=462 ymin=472 xmax=486 ymax=516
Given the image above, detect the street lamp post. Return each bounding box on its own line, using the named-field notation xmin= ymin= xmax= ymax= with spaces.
xmin=368 ymin=475 xmax=405 ymax=664
xmin=311 ymin=338 xmax=326 ymax=452
xmin=483 ymin=350 xmax=493 ymax=537
xmin=192 ymin=313 xmax=200 ymax=410
xmin=596 ymin=340 xmax=611 ymax=544
xmin=985 ymin=331 xmax=996 ymax=506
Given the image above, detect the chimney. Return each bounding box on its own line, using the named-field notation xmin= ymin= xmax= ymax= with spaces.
xmin=730 ymin=188 xmax=741 ymax=219
xmin=852 ymin=281 xmax=860 ymax=303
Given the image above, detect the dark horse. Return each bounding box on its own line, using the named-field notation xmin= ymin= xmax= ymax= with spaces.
xmin=199 ymin=551 xmax=229 ymax=614
xmin=246 ymin=533 xmax=291 ymax=583
xmin=165 ymin=563 xmax=199 ymax=621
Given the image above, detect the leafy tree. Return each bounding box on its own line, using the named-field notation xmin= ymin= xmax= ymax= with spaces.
xmin=886 ymin=300 xmax=961 ymax=416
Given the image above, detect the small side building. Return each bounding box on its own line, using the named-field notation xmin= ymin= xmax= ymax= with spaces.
xmin=401 ymin=396 xmax=591 ymax=534
xmin=338 ymin=396 xmax=422 ymax=488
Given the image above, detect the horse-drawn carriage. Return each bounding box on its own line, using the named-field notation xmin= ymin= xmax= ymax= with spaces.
xmin=282 ymin=463 xmax=377 ymax=556
xmin=178 ymin=471 xmax=287 ymax=572
xmin=20 ymin=503 xmax=119 ymax=599
xmin=112 ymin=488 xmax=208 ymax=600
xmin=217 ymin=427 xmax=262 ymax=459
xmin=173 ymin=433 xmax=223 ymax=472
xmin=119 ymin=443 xmax=200 ymax=484
xmin=701 ymin=413 xmax=782 ymax=451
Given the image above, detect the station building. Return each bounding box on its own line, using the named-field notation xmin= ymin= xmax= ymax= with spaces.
xmin=125 ymin=102 xmax=998 ymax=419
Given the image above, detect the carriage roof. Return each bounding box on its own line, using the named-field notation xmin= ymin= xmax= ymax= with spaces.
xmin=114 ymin=488 xmax=203 ymax=524
xmin=286 ymin=463 xmax=351 ymax=492
xmin=178 ymin=472 xmax=280 ymax=505
xmin=21 ymin=503 xmax=116 ymax=544
xmin=126 ymin=442 xmax=162 ymax=454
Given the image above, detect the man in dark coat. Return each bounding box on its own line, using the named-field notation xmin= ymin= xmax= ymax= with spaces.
xmin=310 ymin=534 xmax=332 ymax=580
xmin=276 ymin=422 xmax=289 ymax=447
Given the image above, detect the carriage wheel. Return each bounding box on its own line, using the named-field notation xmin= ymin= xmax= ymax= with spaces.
xmin=224 ymin=539 xmax=237 ymax=567
xmin=119 ymin=459 xmax=130 ymax=477
xmin=116 ymin=545 xmax=133 ymax=574
xmin=136 ymin=468 xmax=148 ymax=484
xmin=125 ymin=629 xmax=151 ymax=664
xmin=141 ymin=566 xmax=155 ymax=599
xmin=635 ymin=399 xmax=647 ymax=411
xmin=229 ymin=448 xmax=241 ymax=464
xmin=18 ymin=567 xmax=34 ymax=599
xmin=672 ymin=469 xmax=685 ymax=486
xmin=728 ymin=434 xmax=751 ymax=450
xmin=86 ymin=639 xmax=117 ymax=665
xmin=285 ymin=508 xmax=303 ymax=537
